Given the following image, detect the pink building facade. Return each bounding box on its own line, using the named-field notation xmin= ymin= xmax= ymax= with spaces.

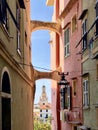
xmin=49 ymin=0 xmax=83 ymax=130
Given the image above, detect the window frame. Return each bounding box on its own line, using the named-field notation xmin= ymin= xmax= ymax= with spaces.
xmin=16 ymin=3 xmax=21 ymax=55
xmin=45 ymin=114 xmax=48 ymax=118
xmin=72 ymin=79 xmax=77 ymax=97
xmin=64 ymin=27 xmax=70 ymax=57
xmin=0 ymin=0 xmax=9 ymax=30
xmin=40 ymin=114 xmax=42 ymax=117
xmin=95 ymin=0 xmax=98 ymax=36
xmin=83 ymin=77 xmax=89 ymax=108
xmin=82 ymin=19 xmax=87 ymax=51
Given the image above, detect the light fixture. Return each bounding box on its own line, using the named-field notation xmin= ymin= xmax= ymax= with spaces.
xmin=58 ymin=72 xmax=69 ymax=88
xmin=58 ymin=72 xmax=69 ymax=109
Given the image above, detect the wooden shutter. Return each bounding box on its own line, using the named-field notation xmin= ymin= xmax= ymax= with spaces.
xmin=82 ymin=19 xmax=87 ymax=50
xmin=67 ymin=86 xmax=71 ymax=110
xmin=95 ymin=1 xmax=98 ymax=35
xmin=0 ymin=0 xmax=7 ymax=24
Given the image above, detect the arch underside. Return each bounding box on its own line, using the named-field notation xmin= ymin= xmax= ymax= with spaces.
xmin=30 ymin=20 xmax=61 ymax=34
xmin=33 ymin=67 xmax=61 ymax=81
xmin=30 ymin=20 xmax=62 ymax=81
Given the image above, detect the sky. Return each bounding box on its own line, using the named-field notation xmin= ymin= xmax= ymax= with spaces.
xmin=30 ymin=0 xmax=53 ymax=103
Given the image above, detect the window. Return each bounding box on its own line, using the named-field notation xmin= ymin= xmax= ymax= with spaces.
xmin=25 ymin=31 xmax=27 ymax=45
xmin=60 ymin=86 xmax=71 ymax=110
xmin=96 ymin=108 xmax=98 ymax=127
xmin=95 ymin=0 xmax=98 ymax=35
xmin=46 ymin=109 xmax=48 ymax=112
xmin=72 ymin=79 xmax=77 ymax=96
xmin=1 ymin=71 xmax=11 ymax=130
xmin=0 ymin=0 xmax=8 ymax=30
xmin=74 ymin=126 xmax=77 ymax=130
xmin=72 ymin=15 xmax=77 ymax=33
xmin=40 ymin=109 xmax=42 ymax=112
xmin=82 ymin=19 xmax=87 ymax=51
xmin=40 ymin=114 xmax=42 ymax=117
xmin=66 ymin=86 xmax=71 ymax=110
xmin=88 ymin=38 xmax=93 ymax=58
xmin=83 ymin=77 xmax=89 ymax=108
xmin=45 ymin=114 xmax=48 ymax=118
xmin=97 ymin=64 xmax=98 ymax=79
xmin=16 ymin=4 xmax=21 ymax=54
xmin=64 ymin=27 xmax=70 ymax=57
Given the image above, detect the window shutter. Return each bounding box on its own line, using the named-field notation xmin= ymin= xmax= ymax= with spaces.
xmin=96 ymin=0 xmax=98 ymax=17
xmin=67 ymin=86 xmax=71 ymax=110
xmin=0 ymin=0 xmax=7 ymax=24
xmin=95 ymin=1 xmax=98 ymax=35
xmin=16 ymin=6 xmax=20 ymax=30
xmin=0 ymin=0 xmax=2 ymax=21
xmin=82 ymin=19 xmax=87 ymax=50
xmin=64 ymin=28 xmax=70 ymax=56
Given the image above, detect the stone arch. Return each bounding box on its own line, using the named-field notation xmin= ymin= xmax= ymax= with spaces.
xmin=30 ymin=20 xmax=61 ymax=35
xmin=33 ymin=67 xmax=61 ymax=81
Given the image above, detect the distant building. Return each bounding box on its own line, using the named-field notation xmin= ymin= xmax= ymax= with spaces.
xmin=34 ymin=85 xmax=51 ymax=123
xmin=33 ymin=104 xmax=40 ymax=120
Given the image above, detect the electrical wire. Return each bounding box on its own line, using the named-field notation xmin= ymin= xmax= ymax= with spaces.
xmin=17 ymin=62 xmax=53 ymax=71
xmin=17 ymin=62 xmax=98 ymax=74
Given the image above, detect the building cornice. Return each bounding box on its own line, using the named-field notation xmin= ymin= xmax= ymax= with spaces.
xmin=0 ymin=40 xmax=33 ymax=87
xmin=58 ymin=0 xmax=78 ymax=21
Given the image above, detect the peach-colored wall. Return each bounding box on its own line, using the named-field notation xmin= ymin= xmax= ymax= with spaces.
xmin=61 ymin=1 xmax=82 ymax=129
xmin=51 ymin=0 xmax=82 ymax=130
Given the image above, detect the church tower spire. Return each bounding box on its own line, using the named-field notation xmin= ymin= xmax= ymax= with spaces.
xmin=39 ymin=85 xmax=48 ymax=105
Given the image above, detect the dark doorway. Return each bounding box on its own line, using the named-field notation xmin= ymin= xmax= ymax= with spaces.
xmin=2 ymin=98 xmax=11 ymax=130
xmin=2 ymin=71 xmax=11 ymax=130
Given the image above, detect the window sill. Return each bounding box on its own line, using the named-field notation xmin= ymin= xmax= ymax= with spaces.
xmin=17 ymin=48 xmax=21 ymax=57
xmin=83 ymin=106 xmax=90 ymax=110
xmin=64 ymin=54 xmax=70 ymax=58
xmin=82 ymin=48 xmax=87 ymax=53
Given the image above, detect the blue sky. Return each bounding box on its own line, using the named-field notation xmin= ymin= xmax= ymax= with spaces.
xmin=30 ymin=0 xmax=53 ymax=103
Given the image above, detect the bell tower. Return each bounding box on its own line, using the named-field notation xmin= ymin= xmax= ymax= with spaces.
xmin=39 ymin=85 xmax=48 ymax=105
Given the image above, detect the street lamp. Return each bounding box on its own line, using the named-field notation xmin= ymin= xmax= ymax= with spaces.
xmin=58 ymin=72 xmax=69 ymax=88
xmin=58 ymin=72 xmax=69 ymax=109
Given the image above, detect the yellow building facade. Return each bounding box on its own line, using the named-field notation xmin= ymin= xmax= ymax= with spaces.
xmin=0 ymin=0 xmax=34 ymax=130
xmin=0 ymin=0 xmax=61 ymax=130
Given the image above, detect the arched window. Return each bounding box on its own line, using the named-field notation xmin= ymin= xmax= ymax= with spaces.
xmin=2 ymin=72 xmax=11 ymax=94
xmin=1 ymin=71 xmax=11 ymax=130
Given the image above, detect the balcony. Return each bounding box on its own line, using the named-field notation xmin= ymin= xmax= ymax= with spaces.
xmin=60 ymin=110 xmax=82 ymax=124
xmin=66 ymin=111 xmax=82 ymax=125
